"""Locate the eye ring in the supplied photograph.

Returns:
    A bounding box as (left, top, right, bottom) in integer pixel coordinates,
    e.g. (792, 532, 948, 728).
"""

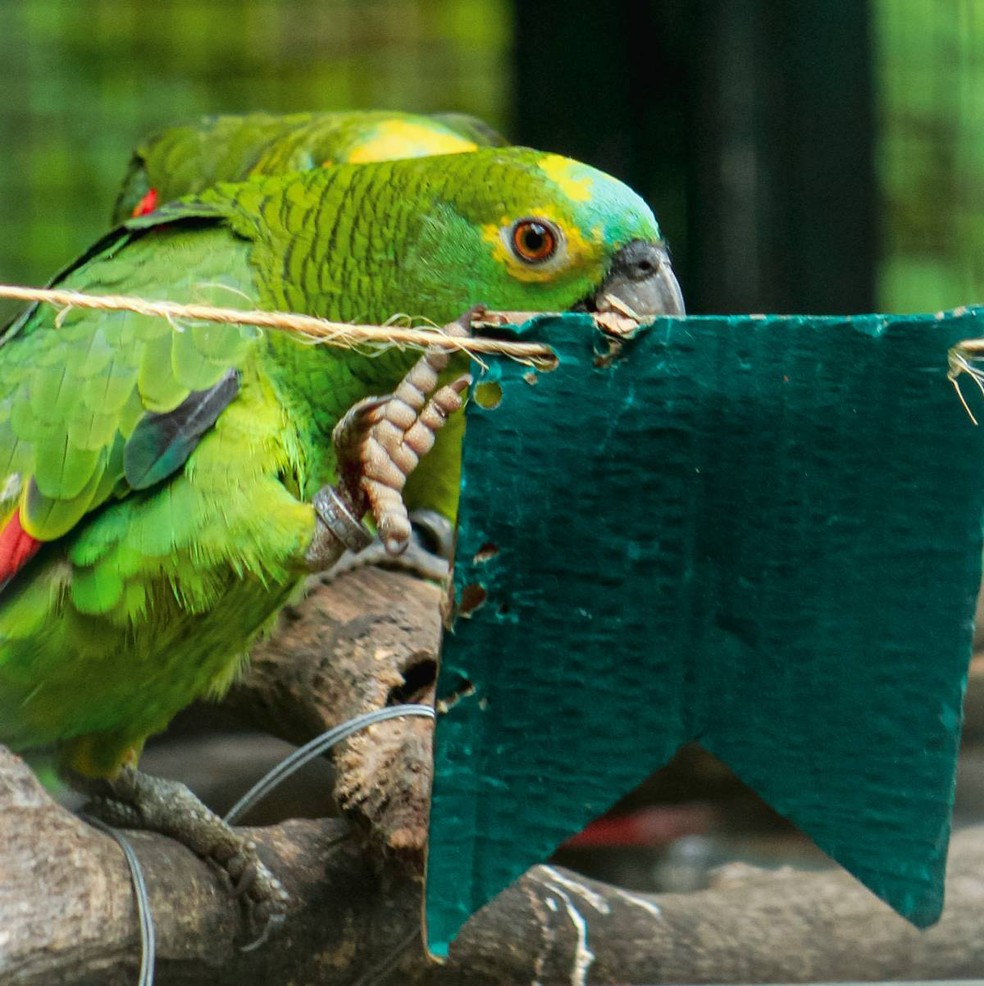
(509, 218, 561, 264)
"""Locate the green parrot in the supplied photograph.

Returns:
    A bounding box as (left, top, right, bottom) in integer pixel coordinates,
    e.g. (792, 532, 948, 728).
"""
(110, 109, 508, 543)
(113, 109, 507, 223)
(0, 146, 683, 932)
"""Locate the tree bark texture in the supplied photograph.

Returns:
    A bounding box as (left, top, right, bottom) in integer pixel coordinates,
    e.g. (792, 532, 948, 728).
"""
(1, 566, 983, 984)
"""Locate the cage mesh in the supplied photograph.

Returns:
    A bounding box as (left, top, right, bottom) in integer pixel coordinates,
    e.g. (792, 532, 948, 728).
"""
(0, 0, 512, 319)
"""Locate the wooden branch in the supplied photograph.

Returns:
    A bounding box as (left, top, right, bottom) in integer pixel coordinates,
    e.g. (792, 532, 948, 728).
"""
(0, 748, 424, 986)
(4, 742, 984, 985)
(1, 566, 439, 986)
(428, 844, 984, 985)
(226, 565, 444, 856)
(2, 565, 984, 984)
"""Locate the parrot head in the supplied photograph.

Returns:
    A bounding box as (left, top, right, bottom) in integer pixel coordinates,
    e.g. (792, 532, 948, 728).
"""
(390, 147, 684, 323)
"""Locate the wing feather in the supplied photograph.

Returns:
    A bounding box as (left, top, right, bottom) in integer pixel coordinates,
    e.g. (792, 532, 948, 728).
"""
(0, 207, 260, 577)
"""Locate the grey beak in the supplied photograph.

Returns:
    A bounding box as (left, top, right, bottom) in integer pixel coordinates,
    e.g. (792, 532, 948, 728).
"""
(591, 240, 685, 317)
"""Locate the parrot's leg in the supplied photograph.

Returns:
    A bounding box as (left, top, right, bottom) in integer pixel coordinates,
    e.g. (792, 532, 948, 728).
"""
(305, 481, 374, 569)
(71, 766, 288, 948)
(332, 310, 475, 557)
(319, 507, 455, 584)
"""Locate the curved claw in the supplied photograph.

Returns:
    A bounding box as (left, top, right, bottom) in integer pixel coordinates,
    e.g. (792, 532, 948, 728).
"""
(240, 909, 288, 953)
(332, 395, 389, 483)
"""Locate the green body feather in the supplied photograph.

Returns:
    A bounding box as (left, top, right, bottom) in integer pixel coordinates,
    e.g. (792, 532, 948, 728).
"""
(0, 147, 662, 777)
(110, 110, 507, 518)
(113, 109, 506, 223)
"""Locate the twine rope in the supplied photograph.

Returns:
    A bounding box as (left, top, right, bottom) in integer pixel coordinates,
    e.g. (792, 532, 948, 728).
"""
(948, 340, 984, 425)
(0, 284, 557, 364)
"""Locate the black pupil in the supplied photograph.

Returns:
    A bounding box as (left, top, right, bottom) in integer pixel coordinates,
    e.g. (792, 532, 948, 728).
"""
(522, 223, 548, 255)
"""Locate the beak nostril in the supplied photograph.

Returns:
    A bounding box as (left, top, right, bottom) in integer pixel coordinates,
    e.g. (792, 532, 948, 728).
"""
(576, 239, 684, 317)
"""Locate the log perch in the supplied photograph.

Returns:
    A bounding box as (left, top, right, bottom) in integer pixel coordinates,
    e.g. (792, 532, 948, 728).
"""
(2, 566, 983, 984)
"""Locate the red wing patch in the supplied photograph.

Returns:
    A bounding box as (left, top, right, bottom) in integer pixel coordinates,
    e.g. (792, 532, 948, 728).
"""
(0, 510, 42, 585)
(131, 188, 159, 217)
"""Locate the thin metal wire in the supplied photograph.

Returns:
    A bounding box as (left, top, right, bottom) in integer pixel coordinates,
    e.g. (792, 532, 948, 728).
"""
(82, 814, 156, 986)
(75, 705, 435, 985)
(223, 704, 436, 825)
(349, 925, 424, 986)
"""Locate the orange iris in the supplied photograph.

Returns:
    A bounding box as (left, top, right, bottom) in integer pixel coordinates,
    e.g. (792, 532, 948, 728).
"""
(511, 220, 557, 263)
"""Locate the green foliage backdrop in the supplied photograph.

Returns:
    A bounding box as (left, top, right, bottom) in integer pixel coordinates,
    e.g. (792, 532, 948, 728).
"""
(875, 0, 984, 312)
(0, 0, 511, 318)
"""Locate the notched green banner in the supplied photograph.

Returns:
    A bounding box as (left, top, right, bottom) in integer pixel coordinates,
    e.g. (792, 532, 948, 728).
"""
(426, 308, 984, 954)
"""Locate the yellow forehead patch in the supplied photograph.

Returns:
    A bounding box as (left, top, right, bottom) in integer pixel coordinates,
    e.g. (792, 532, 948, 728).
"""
(536, 154, 595, 203)
(345, 120, 477, 163)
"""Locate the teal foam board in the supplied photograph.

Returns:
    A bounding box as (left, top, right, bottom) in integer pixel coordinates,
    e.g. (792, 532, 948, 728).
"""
(426, 308, 984, 953)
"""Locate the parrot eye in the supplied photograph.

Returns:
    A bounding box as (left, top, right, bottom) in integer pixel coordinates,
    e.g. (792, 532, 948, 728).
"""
(509, 218, 561, 264)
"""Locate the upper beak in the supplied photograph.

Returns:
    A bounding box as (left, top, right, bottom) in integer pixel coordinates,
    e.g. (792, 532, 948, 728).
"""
(588, 240, 685, 317)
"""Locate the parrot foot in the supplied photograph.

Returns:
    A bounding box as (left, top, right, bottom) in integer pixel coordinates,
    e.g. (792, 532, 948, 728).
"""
(320, 507, 454, 584)
(73, 767, 288, 949)
(332, 308, 476, 557)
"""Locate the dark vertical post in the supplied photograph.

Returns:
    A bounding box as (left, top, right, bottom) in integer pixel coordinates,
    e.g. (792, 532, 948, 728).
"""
(512, 0, 693, 300)
(512, 0, 876, 314)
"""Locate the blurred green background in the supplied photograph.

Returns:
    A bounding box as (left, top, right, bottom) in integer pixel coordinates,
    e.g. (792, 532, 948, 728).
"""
(0, 0, 981, 318)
